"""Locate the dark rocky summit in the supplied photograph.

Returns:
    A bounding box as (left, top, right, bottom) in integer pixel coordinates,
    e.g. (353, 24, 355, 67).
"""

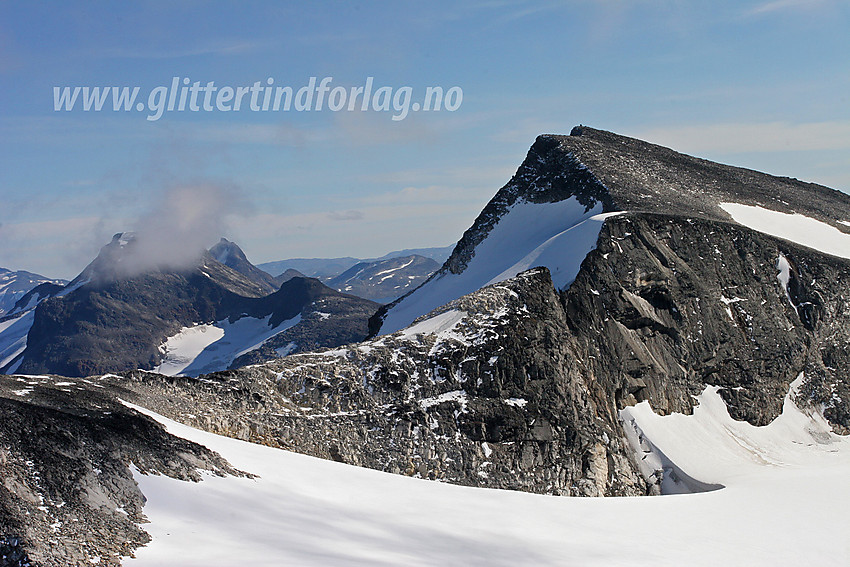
(371, 126, 850, 333)
(208, 237, 289, 293)
(228, 277, 380, 367)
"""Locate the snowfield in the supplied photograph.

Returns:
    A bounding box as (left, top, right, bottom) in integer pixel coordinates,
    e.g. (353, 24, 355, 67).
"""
(720, 202, 850, 260)
(125, 381, 850, 566)
(380, 198, 615, 334)
(0, 310, 35, 374)
(153, 314, 301, 377)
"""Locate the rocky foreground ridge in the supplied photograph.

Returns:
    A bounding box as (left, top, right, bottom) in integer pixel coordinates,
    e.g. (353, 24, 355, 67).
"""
(0, 374, 242, 566)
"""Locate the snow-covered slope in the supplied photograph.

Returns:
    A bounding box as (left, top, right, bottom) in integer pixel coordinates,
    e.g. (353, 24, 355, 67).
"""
(125, 382, 850, 567)
(153, 314, 301, 377)
(720, 202, 850, 260)
(327, 254, 440, 304)
(0, 268, 66, 315)
(0, 310, 34, 374)
(379, 197, 612, 334)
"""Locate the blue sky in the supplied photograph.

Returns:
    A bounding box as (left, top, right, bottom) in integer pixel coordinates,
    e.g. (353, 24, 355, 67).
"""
(1, 0, 849, 278)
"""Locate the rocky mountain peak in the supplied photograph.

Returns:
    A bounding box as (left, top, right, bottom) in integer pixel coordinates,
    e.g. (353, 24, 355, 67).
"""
(209, 237, 242, 264)
(208, 237, 281, 294)
(111, 231, 137, 246)
(372, 127, 850, 335)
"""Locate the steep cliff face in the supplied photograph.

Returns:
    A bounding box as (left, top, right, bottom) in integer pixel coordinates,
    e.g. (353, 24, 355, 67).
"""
(564, 213, 850, 429)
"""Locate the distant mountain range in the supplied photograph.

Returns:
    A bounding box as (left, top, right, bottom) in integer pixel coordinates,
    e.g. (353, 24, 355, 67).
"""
(257, 245, 453, 280)
(0, 234, 377, 377)
(257, 246, 450, 305)
(326, 255, 440, 303)
(0, 268, 66, 315)
(0, 237, 451, 377)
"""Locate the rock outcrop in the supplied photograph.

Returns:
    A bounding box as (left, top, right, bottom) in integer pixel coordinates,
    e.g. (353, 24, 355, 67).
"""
(0, 374, 242, 567)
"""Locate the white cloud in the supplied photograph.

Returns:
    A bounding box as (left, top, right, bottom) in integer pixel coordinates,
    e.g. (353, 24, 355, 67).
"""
(121, 182, 250, 276)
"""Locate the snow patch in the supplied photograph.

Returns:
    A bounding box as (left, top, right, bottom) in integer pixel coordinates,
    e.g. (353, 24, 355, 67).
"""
(275, 342, 298, 357)
(775, 253, 796, 312)
(380, 198, 618, 334)
(418, 390, 468, 411)
(154, 314, 301, 377)
(482, 442, 493, 458)
(720, 202, 850, 260)
(399, 309, 467, 340)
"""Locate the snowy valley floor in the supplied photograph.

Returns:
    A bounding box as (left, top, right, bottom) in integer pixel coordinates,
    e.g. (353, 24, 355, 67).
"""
(124, 384, 850, 567)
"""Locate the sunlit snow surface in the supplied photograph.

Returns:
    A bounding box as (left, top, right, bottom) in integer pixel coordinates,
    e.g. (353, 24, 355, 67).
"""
(125, 383, 850, 566)
(153, 314, 301, 377)
(720, 202, 850, 260)
(0, 310, 34, 373)
(380, 198, 618, 334)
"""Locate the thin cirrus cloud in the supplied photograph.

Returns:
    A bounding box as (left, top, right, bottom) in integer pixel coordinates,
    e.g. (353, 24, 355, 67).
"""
(636, 120, 850, 155)
(744, 0, 831, 16)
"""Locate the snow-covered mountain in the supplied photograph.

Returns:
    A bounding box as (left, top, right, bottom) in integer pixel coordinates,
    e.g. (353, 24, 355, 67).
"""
(0, 268, 66, 316)
(0, 233, 378, 377)
(371, 126, 850, 335)
(257, 245, 453, 282)
(326, 254, 440, 303)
